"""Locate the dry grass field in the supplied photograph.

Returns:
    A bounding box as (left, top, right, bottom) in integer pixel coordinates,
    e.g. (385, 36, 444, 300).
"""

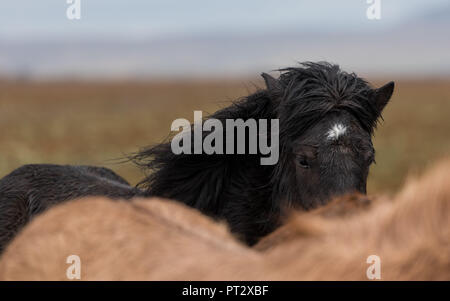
(0, 78, 449, 194)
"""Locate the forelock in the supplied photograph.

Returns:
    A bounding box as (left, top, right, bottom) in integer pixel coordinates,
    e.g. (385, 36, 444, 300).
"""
(276, 62, 380, 140)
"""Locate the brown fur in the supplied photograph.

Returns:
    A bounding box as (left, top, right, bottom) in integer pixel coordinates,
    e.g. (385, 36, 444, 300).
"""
(0, 159, 449, 280)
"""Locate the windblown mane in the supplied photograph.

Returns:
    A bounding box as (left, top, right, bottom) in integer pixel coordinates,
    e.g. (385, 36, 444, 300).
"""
(276, 62, 379, 138)
(130, 62, 382, 243)
(132, 89, 276, 215)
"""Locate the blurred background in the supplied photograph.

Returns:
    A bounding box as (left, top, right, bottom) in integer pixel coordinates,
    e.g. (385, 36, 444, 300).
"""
(0, 0, 449, 193)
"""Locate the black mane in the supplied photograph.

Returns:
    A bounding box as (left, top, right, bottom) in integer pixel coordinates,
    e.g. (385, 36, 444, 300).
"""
(276, 62, 379, 137)
(131, 62, 382, 244)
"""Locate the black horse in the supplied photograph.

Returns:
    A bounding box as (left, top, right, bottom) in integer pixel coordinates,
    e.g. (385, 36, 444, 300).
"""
(0, 164, 143, 252)
(0, 62, 394, 251)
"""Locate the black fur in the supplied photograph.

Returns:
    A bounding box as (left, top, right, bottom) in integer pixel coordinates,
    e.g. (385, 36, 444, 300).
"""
(0, 164, 142, 252)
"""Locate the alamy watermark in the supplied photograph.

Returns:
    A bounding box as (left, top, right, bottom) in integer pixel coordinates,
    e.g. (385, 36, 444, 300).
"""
(366, 255, 381, 279)
(366, 0, 381, 20)
(62, 253, 380, 279)
(66, 254, 81, 280)
(170, 111, 279, 165)
(66, 0, 81, 20)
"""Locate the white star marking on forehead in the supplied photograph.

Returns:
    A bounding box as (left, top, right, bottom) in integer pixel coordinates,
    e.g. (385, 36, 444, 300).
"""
(327, 123, 347, 141)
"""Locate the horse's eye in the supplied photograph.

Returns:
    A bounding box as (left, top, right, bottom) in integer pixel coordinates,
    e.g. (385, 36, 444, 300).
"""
(298, 157, 310, 169)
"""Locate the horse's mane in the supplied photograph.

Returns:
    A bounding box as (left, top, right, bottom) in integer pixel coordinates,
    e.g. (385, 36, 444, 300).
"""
(130, 62, 380, 219)
(131, 89, 275, 216)
(276, 62, 379, 138)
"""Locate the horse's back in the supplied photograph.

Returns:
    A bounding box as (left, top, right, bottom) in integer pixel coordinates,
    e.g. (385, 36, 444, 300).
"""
(0, 164, 140, 253)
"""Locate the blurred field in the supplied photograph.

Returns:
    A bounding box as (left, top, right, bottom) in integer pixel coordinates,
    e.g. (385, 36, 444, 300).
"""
(0, 78, 449, 194)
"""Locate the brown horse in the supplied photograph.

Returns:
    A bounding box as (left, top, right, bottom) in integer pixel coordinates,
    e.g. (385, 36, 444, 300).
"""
(0, 158, 448, 280)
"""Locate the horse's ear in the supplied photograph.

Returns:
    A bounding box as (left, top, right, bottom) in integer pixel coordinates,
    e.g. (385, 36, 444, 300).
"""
(261, 73, 282, 95)
(374, 81, 395, 113)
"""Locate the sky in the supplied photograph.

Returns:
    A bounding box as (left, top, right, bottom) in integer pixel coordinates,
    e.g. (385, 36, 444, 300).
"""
(0, 1, 449, 79)
(1, 0, 449, 39)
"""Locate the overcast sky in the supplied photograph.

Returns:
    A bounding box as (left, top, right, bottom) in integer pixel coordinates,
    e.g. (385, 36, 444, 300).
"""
(0, 1, 449, 78)
(1, 0, 449, 39)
